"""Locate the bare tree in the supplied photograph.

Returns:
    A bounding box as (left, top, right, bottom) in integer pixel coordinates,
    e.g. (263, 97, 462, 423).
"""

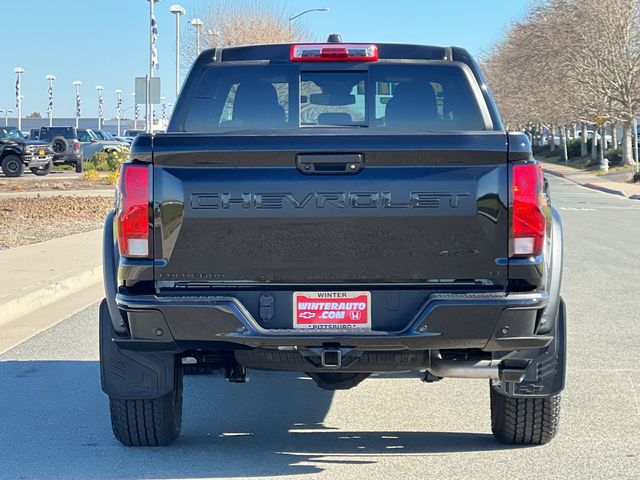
(483, 0, 640, 167)
(182, 1, 311, 68)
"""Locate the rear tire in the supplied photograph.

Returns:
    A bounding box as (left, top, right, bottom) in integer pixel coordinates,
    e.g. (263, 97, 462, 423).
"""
(109, 368, 183, 446)
(1, 155, 25, 177)
(490, 386, 561, 445)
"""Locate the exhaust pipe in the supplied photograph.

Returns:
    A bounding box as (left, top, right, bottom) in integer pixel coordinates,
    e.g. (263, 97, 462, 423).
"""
(428, 356, 527, 383)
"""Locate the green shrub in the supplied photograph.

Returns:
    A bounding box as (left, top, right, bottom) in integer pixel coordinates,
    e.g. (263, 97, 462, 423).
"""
(605, 149, 623, 166)
(86, 150, 128, 172)
(566, 139, 582, 158)
(82, 170, 100, 182)
(105, 170, 120, 185)
(533, 144, 550, 156)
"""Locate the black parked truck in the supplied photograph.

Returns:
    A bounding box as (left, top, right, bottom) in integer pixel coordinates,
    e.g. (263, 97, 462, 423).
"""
(0, 126, 53, 177)
(101, 39, 566, 447)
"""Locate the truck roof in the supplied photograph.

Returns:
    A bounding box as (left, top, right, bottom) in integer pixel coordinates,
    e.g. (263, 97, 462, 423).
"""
(200, 42, 463, 63)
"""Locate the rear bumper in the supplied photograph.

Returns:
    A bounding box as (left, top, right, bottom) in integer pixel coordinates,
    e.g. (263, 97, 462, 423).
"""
(53, 153, 81, 164)
(112, 290, 552, 352)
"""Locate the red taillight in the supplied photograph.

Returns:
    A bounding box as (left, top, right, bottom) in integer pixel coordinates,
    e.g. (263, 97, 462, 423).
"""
(290, 43, 378, 62)
(116, 164, 150, 258)
(73, 140, 80, 152)
(511, 162, 546, 257)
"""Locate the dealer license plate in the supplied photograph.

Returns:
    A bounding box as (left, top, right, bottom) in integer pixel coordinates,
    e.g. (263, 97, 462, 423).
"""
(293, 291, 371, 330)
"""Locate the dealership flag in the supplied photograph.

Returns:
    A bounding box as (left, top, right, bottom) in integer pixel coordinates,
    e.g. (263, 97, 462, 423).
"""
(15, 76, 20, 108)
(151, 14, 159, 70)
(48, 85, 53, 116)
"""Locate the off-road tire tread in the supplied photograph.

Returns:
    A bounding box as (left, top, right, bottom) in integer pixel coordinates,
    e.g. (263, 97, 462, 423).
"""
(490, 387, 560, 445)
(109, 372, 182, 446)
(1, 155, 24, 177)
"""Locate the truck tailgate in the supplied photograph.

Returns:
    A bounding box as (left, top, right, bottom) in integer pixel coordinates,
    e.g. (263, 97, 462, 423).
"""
(152, 132, 509, 286)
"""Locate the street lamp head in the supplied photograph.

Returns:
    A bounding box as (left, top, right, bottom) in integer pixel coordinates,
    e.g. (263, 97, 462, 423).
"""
(73, 80, 82, 86)
(289, 7, 330, 22)
(170, 4, 185, 15)
(191, 17, 203, 27)
(115, 89, 123, 95)
(96, 85, 104, 91)
(45, 74, 56, 81)
(14, 67, 24, 74)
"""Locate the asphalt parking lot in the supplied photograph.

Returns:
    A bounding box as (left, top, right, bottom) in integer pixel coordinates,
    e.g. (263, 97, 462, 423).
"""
(0, 175, 639, 480)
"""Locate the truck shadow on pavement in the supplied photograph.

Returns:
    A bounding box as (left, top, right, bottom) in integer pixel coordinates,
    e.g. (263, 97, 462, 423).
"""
(0, 360, 514, 479)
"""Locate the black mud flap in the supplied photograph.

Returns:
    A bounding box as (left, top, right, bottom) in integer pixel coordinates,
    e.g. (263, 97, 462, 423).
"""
(492, 297, 566, 398)
(99, 299, 177, 400)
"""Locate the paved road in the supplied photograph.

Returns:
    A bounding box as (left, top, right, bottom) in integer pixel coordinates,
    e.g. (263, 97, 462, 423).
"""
(1, 175, 639, 480)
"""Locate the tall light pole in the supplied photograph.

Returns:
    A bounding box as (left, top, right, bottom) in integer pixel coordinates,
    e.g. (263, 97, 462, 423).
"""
(288, 7, 329, 35)
(96, 85, 104, 130)
(191, 17, 203, 54)
(0, 109, 13, 127)
(148, 0, 161, 133)
(115, 89, 123, 136)
(73, 80, 82, 128)
(46, 74, 56, 127)
(170, 4, 185, 98)
(14, 67, 24, 132)
(167, 102, 174, 118)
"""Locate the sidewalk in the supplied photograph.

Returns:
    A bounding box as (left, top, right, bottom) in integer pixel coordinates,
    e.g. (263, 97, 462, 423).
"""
(0, 229, 103, 328)
(541, 162, 640, 200)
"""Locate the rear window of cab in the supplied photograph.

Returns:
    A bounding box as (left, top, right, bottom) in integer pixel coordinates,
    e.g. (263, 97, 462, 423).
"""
(181, 62, 491, 132)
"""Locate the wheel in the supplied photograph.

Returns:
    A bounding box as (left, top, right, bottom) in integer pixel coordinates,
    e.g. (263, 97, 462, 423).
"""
(50, 136, 68, 155)
(30, 162, 52, 176)
(490, 386, 561, 445)
(75, 157, 84, 173)
(109, 367, 183, 446)
(1, 154, 25, 177)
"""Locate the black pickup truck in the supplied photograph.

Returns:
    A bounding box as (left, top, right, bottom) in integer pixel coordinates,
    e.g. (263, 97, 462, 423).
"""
(0, 126, 54, 177)
(101, 39, 565, 447)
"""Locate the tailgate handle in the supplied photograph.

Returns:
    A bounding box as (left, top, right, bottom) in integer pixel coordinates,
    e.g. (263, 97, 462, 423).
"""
(296, 154, 364, 175)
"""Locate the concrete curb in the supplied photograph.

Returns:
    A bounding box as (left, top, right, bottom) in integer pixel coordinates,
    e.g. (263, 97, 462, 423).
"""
(0, 265, 102, 329)
(543, 169, 566, 179)
(543, 166, 640, 199)
(582, 183, 627, 197)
